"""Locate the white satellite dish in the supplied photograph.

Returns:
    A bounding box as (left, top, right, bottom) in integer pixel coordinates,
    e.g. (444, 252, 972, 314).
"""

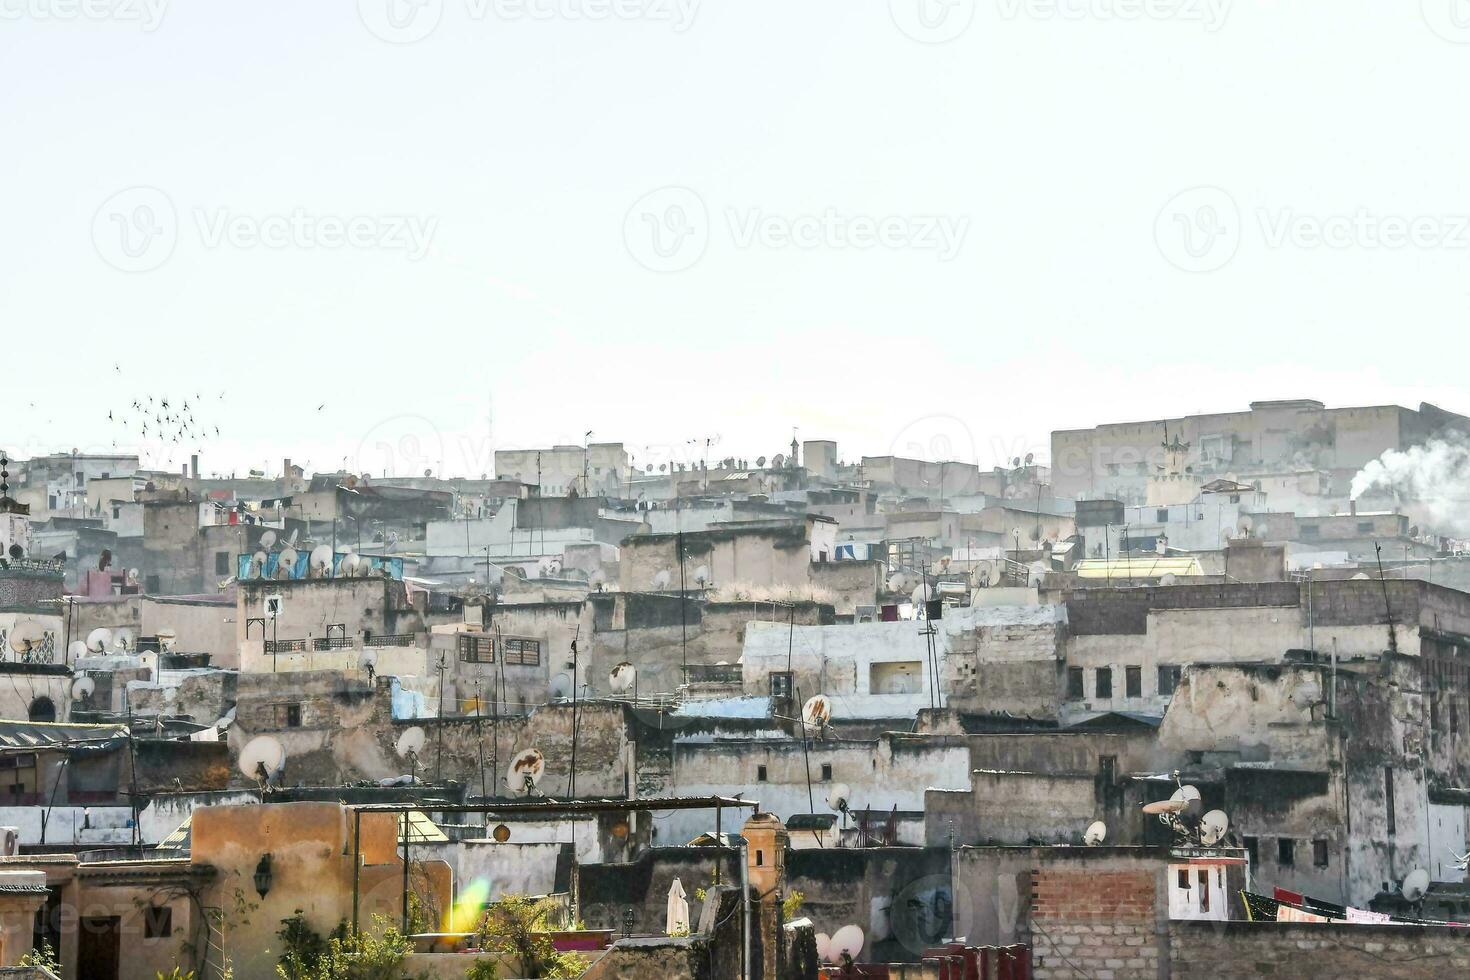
(609, 662, 635, 693)
(549, 672, 573, 700)
(830, 924, 865, 960)
(68, 640, 88, 660)
(359, 650, 378, 671)
(157, 629, 177, 653)
(1402, 868, 1431, 903)
(70, 676, 96, 701)
(886, 572, 910, 593)
(251, 550, 268, 575)
(125, 568, 140, 586)
(309, 544, 334, 577)
(8, 622, 45, 657)
(815, 933, 831, 963)
(113, 628, 135, 652)
(277, 546, 299, 575)
(652, 569, 673, 590)
(693, 565, 711, 586)
(237, 735, 286, 781)
(801, 694, 833, 731)
(910, 583, 932, 606)
(506, 748, 546, 794)
(1084, 820, 1107, 846)
(395, 726, 427, 759)
(85, 628, 113, 653)
(1142, 799, 1188, 815)
(1199, 810, 1230, 846)
(825, 783, 851, 813)
(1170, 784, 1203, 816)
(260, 530, 278, 550)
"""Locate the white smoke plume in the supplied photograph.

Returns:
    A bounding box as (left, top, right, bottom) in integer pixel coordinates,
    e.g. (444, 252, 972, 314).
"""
(1351, 433, 1470, 536)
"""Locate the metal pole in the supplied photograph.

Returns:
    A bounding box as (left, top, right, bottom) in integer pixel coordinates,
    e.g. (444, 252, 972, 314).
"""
(401, 814, 411, 933)
(352, 808, 362, 936)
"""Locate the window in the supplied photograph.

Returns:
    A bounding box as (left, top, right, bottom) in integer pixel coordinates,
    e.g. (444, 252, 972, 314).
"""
(144, 905, 172, 938)
(1277, 838, 1294, 866)
(1243, 836, 1259, 865)
(1156, 509, 1170, 523)
(215, 551, 230, 575)
(1158, 665, 1182, 696)
(820, 763, 832, 781)
(1126, 666, 1142, 698)
(1095, 667, 1113, 699)
(27, 698, 55, 723)
(757, 765, 768, 782)
(1385, 766, 1396, 836)
(769, 671, 794, 699)
(502, 638, 541, 666)
(274, 703, 302, 728)
(1066, 667, 1085, 700)
(458, 635, 495, 663)
(1229, 494, 1241, 504)
(1313, 839, 1329, 868)
(1197, 870, 1210, 913)
(1357, 522, 1374, 534)
(112, 506, 120, 519)
(1300, 526, 1320, 539)
(145, 574, 160, 593)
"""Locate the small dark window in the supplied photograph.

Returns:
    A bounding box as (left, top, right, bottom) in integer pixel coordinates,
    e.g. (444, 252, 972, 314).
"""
(1156, 509, 1169, 523)
(1244, 836, 1259, 865)
(1177, 869, 1189, 889)
(27, 698, 56, 723)
(769, 672, 793, 699)
(1066, 667, 1085, 700)
(215, 551, 231, 575)
(1385, 767, 1396, 836)
(1313, 840, 1329, 868)
(1095, 667, 1113, 699)
(287, 704, 301, 728)
(144, 905, 172, 938)
(1126, 666, 1142, 698)
(145, 574, 160, 593)
(1158, 665, 1182, 696)
(1357, 522, 1374, 534)
(1278, 838, 1295, 867)
(756, 850, 764, 867)
(1198, 870, 1210, 912)
(820, 763, 832, 781)
(757, 765, 767, 782)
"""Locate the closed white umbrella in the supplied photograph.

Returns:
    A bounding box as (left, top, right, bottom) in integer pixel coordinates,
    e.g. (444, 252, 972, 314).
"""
(666, 876, 690, 935)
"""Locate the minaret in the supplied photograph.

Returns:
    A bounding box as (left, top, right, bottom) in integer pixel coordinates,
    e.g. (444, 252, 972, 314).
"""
(0, 455, 33, 560)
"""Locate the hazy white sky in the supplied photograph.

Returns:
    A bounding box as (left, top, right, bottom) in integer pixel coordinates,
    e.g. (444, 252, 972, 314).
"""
(3, 0, 1468, 479)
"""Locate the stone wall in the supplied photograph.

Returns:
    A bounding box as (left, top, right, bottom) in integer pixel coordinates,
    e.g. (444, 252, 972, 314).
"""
(1169, 921, 1470, 979)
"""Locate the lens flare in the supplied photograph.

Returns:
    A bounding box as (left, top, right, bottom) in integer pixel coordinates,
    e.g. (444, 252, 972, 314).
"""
(447, 877, 492, 934)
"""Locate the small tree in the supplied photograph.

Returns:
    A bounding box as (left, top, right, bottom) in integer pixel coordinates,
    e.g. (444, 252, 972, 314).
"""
(475, 896, 583, 979)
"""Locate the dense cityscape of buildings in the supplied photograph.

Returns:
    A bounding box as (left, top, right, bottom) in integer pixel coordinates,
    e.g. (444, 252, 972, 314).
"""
(2, 397, 1470, 977)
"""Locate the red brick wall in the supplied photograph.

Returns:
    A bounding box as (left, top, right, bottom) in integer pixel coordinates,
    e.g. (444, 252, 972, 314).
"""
(1031, 868, 1156, 923)
(1029, 867, 1161, 980)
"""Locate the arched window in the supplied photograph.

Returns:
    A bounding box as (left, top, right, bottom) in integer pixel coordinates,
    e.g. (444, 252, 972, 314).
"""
(28, 697, 55, 723)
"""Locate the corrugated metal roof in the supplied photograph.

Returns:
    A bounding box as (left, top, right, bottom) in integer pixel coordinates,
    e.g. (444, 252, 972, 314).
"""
(1073, 556, 1204, 579)
(0, 720, 127, 751)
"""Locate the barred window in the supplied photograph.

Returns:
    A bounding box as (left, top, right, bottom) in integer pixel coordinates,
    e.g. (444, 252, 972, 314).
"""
(502, 638, 541, 666)
(458, 634, 495, 663)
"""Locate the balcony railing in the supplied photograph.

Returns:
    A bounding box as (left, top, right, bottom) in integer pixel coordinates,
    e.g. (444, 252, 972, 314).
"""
(312, 636, 355, 651)
(685, 663, 742, 684)
(364, 634, 416, 648)
(264, 639, 309, 654)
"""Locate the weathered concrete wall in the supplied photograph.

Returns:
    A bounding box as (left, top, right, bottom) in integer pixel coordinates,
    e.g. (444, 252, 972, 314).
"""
(807, 560, 882, 617)
(235, 577, 422, 651)
(785, 846, 953, 963)
(1170, 921, 1470, 979)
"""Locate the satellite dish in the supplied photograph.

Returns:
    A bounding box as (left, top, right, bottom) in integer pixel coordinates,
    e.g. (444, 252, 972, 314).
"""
(1142, 799, 1188, 815)
(260, 530, 277, 550)
(815, 934, 832, 963)
(125, 568, 140, 586)
(1199, 810, 1230, 846)
(359, 650, 378, 672)
(830, 924, 865, 960)
(492, 824, 511, 843)
(909, 583, 932, 606)
(1159, 573, 1178, 586)
(70, 676, 96, 701)
(756, 456, 767, 467)
(549, 672, 573, 700)
(1024, 453, 1034, 465)
(277, 546, 299, 575)
(395, 726, 427, 759)
(801, 694, 833, 732)
(1402, 868, 1431, 903)
(8, 621, 45, 657)
(237, 735, 286, 781)
(157, 628, 177, 653)
(609, 662, 635, 694)
(886, 572, 910, 593)
(652, 569, 673, 590)
(68, 641, 88, 660)
(825, 783, 851, 813)
(85, 628, 113, 653)
(1084, 821, 1107, 845)
(773, 454, 785, 468)
(309, 544, 334, 577)
(1170, 784, 1203, 817)
(506, 748, 546, 794)
(113, 628, 135, 652)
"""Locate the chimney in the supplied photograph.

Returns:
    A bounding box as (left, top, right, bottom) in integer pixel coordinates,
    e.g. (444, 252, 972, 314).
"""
(1350, 499, 1357, 516)
(190, 454, 199, 479)
(283, 458, 292, 479)
(180, 464, 188, 477)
